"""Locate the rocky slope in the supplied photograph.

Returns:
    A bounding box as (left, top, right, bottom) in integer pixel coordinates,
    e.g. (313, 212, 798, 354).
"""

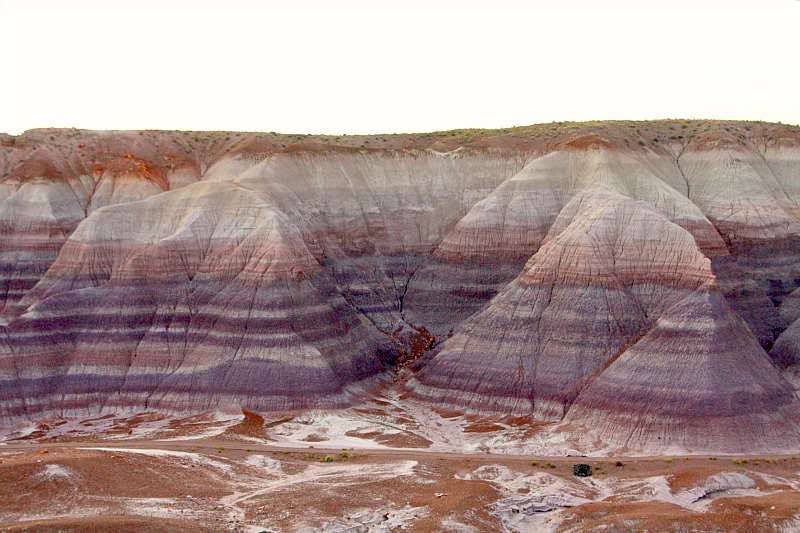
(2, 120, 800, 452)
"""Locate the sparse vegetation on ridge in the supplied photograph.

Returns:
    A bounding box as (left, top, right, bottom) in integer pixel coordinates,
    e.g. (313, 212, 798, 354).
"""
(7, 119, 799, 159)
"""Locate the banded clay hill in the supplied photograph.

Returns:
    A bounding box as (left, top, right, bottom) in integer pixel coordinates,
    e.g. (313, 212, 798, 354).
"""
(3, 119, 800, 456)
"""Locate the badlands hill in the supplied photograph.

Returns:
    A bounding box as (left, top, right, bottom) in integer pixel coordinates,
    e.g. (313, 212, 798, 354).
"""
(2, 119, 800, 454)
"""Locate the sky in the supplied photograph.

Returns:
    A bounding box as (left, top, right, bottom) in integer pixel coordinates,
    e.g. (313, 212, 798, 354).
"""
(0, 0, 798, 135)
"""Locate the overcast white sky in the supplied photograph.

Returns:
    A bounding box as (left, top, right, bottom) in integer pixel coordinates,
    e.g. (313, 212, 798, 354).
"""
(0, 0, 798, 135)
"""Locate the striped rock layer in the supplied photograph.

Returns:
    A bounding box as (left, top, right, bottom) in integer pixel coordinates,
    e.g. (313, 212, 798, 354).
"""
(2, 121, 800, 452)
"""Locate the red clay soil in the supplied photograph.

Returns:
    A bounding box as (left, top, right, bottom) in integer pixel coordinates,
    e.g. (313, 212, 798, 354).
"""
(4, 515, 212, 533)
(0, 449, 224, 510)
(225, 408, 269, 441)
(559, 133, 613, 150)
(462, 421, 506, 433)
(344, 428, 433, 448)
(560, 491, 800, 533)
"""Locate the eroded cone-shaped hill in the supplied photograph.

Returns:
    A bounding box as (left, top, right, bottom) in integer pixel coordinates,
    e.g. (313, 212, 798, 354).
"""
(0, 181, 388, 417)
(564, 284, 800, 453)
(409, 188, 718, 417)
(2, 121, 800, 453)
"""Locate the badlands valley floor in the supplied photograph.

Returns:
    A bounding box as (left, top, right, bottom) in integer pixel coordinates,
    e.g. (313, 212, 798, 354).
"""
(3, 388, 800, 532)
(5, 121, 800, 531)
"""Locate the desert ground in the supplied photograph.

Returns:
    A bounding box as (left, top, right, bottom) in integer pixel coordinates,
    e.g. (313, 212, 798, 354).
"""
(3, 388, 800, 532)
